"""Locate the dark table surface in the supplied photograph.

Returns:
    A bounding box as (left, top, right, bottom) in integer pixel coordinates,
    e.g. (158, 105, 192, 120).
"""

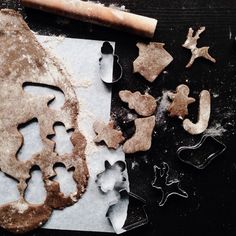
(0, 0, 236, 236)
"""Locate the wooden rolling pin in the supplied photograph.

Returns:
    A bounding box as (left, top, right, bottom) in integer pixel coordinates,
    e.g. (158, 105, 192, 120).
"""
(21, 0, 157, 38)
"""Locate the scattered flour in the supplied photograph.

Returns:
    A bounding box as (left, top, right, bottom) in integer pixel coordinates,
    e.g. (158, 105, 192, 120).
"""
(144, 86, 151, 93)
(131, 160, 139, 170)
(78, 99, 98, 156)
(204, 123, 227, 137)
(229, 26, 232, 40)
(38, 35, 66, 48)
(212, 92, 219, 98)
(156, 91, 171, 125)
(65, 0, 129, 12)
(71, 79, 92, 88)
(109, 4, 129, 12)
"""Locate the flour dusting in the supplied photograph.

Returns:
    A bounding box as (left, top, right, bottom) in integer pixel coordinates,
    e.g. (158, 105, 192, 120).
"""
(78, 99, 98, 156)
(13, 201, 29, 214)
(109, 4, 129, 12)
(71, 79, 92, 88)
(204, 123, 227, 137)
(156, 91, 170, 125)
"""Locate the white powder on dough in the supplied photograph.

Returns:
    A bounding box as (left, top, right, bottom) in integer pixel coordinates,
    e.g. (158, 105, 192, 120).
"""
(38, 35, 66, 49)
(109, 4, 129, 12)
(13, 201, 29, 214)
(65, 0, 128, 12)
(38, 36, 103, 157)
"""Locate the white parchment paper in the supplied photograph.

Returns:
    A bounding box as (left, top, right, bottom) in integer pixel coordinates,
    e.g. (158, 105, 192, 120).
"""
(0, 36, 129, 233)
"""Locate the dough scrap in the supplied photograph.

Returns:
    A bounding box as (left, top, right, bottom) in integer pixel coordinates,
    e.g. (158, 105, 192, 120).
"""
(133, 42, 173, 82)
(0, 9, 88, 233)
(93, 120, 125, 149)
(168, 84, 196, 119)
(123, 116, 155, 153)
(119, 90, 157, 116)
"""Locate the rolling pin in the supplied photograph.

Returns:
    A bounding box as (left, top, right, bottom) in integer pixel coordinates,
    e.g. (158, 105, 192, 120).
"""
(21, 0, 157, 38)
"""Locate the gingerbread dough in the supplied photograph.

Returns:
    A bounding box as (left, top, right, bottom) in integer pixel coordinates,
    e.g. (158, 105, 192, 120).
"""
(123, 116, 155, 153)
(133, 42, 173, 82)
(119, 90, 157, 116)
(93, 120, 125, 149)
(168, 84, 196, 119)
(0, 10, 88, 233)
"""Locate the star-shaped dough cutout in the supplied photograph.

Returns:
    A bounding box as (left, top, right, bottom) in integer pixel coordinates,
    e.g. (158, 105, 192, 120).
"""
(168, 84, 195, 119)
(133, 42, 173, 82)
(93, 120, 125, 149)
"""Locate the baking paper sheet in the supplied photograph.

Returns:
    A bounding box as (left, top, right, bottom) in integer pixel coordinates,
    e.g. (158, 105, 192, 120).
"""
(0, 36, 129, 233)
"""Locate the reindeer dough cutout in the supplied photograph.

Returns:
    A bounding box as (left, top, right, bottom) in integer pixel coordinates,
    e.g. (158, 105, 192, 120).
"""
(182, 26, 216, 68)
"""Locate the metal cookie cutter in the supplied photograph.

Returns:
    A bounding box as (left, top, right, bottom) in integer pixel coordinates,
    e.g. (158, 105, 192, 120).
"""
(177, 135, 227, 170)
(106, 190, 148, 234)
(99, 41, 123, 84)
(95, 160, 127, 193)
(152, 162, 188, 207)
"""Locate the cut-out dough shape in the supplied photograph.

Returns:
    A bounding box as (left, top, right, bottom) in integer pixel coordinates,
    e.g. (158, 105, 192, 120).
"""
(119, 90, 157, 117)
(96, 160, 126, 193)
(182, 26, 216, 68)
(123, 116, 155, 153)
(133, 42, 173, 82)
(53, 165, 77, 196)
(0, 10, 88, 233)
(168, 84, 195, 119)
(17, 119, 43, 161)
(25, 169, 47, 204)
(183, 90, 211, 135)
(177, 135, 226, 169)
(93, 120, 125, 149)
(152, 163, 188, 207)
(0, 171, 20, 204)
